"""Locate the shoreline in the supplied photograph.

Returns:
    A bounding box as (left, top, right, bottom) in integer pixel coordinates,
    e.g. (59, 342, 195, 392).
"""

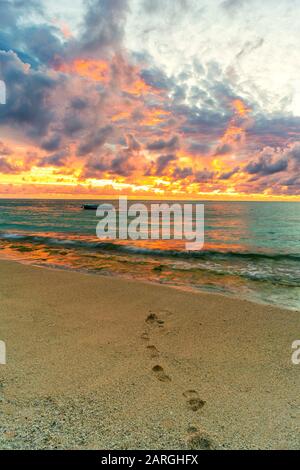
(0, 258, 299, 449)
(0, 252, 299, 313)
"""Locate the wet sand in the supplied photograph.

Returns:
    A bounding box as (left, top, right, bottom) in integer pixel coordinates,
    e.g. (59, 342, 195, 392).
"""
(0, 259, 299, 449)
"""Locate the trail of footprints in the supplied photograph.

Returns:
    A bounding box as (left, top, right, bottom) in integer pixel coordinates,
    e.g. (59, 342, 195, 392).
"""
(141, 311, 171, 382)
(141, 310, 215, 449)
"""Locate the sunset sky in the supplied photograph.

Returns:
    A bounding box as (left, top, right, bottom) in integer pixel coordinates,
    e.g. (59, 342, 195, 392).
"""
(0, 0, 300, 199)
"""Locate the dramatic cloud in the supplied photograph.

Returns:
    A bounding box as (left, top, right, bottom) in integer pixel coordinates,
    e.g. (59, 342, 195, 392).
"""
(245, 150, 288, 176)
(0, 0, 299, 198)
(146, 136, 179, 152)
(79, 0, 129, 54)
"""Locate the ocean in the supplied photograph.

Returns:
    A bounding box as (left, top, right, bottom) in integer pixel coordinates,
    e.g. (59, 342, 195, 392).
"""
(0, 199, 299, 311)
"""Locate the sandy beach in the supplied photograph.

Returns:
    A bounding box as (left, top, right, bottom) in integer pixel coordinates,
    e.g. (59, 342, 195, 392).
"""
(0, 258, 299, 450)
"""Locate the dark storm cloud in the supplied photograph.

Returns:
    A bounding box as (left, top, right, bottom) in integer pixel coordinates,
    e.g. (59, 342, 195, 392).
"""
(219, 166, 240, 179)
(287, 143, 300, 162)
(0, 51, 58, 137)
(2, 0, 129, 73)
(194, 169, 215, 182)
(83, 133, 144, 178)
(0, 0, 132, 170)
(38, 150, 69, 168)
(171, 67, 240, 127)
(41, 135, 62, 152)
(108, 134, 146, 176)
(155, 154, 176, 175)
(140, 68, 173, 91)
(172, 167, 193, 179)
(79, 0, 129, 54)
(177, 104, 228, 137)
(283, 176, 300, 187)
(171, 84, 186, 103)
(0, 1, 65, 67)
(63, 115, 85, 136)
(189, 86, 211, 104)
(20, 25, 65, 66)
(87, 160, 107, 174)
(146, 136, 179, 152)
(245, 151, 288, 176)
(71, 97, 89, 110)
(77, 126, 113, 156)
(188, 142, 211, 155)
(214, 143, 232, 155)
(109, 151, 141, 176)
(248, 115, 300, 146)
(164, 164, 216, 183)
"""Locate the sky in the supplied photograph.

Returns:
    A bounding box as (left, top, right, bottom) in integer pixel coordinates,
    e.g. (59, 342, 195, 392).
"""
(0, 0, 300, 200)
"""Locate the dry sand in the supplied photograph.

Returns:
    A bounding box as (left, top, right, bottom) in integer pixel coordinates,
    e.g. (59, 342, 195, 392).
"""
(0, 259, 299, 449)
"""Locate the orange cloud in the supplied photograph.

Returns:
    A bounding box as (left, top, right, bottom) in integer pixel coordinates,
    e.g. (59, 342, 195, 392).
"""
(124, 78, 151, 96)
(58, 59, 109, 82)
(141, 108, 171, 126)
(111, 111, 131, 122)
(232, 99, 250, 117)
(215, 99, 251, 154)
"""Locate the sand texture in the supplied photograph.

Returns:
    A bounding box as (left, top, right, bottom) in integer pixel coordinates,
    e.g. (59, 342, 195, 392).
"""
(0, 259, 299, 449)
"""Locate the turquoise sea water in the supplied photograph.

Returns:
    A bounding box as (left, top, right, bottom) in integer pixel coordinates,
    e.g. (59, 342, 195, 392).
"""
(0, 199, 299, 310)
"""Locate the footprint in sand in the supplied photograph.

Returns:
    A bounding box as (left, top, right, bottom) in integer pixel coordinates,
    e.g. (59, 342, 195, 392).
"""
(147, 344, 160, 358)
(186, 426, 215, 450)
(152, 365, 171, 382)
(145, 312, 165, 327)
(141, 330, 150, 341)
(183, 390, 206, 411)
